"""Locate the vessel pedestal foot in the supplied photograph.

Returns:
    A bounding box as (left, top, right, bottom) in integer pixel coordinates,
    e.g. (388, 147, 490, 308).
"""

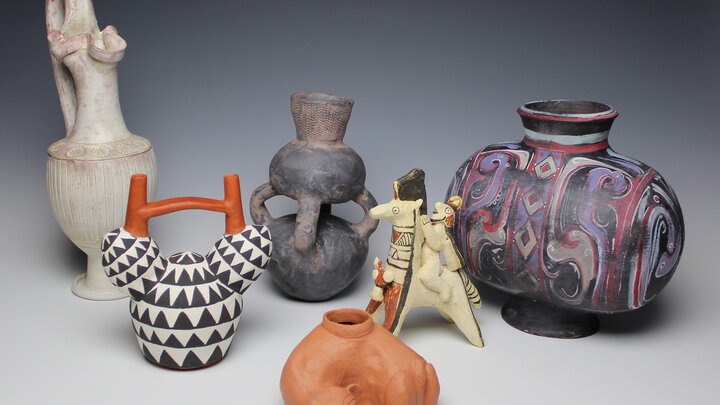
(501, 296, 599, 338)
(71, 252, 126, 301)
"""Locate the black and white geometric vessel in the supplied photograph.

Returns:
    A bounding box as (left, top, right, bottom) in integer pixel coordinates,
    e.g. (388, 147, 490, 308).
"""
(102, 224, 272, 369)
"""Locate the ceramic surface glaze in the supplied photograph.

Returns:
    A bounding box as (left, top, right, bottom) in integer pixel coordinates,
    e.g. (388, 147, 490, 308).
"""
(447, 101, 684, 336)
(281, 309, 439, 405)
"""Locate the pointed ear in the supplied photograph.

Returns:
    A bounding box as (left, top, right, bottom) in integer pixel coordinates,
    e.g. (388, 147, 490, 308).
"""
(415, 199, 423, 209)
(392, 181, 399, 199)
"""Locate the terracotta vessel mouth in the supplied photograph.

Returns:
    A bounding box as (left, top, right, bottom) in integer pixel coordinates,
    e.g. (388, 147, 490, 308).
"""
(518, 100, 618, 140)
(322, 308, 374, 338)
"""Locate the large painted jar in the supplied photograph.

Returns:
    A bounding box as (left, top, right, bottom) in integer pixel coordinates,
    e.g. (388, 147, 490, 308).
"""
(447, 100, 684, 337)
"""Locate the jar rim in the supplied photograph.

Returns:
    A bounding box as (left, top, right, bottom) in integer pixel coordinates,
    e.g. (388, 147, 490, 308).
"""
(321, 308, 374, 338)
(291, 92, 354, 107)
(519, 100, 617, 122)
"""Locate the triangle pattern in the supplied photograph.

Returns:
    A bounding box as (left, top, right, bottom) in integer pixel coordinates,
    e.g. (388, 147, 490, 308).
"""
(206, 330, 224, 345)
(153, 312, 170, 329)
(101, 229, 120, 251)
(181, 351, 204, 369)
(185, 334, 205, 348)
(223, 322, 236, 340)
(205, 346, 225, 367)
(194, 345, 217, 366)
(116, 228, 274, 370)
(173, 311, 195, 330)
(129, 288, 145, 301)
(158, 350, 181, 369)
(197, 308, 218, 328)
(190, 286, 207, 307)
(218, 305, 233, 323)
(162, 334, 184, 349)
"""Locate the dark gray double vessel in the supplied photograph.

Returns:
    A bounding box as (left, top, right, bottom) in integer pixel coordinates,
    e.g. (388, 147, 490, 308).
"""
(250, 92, 378, 301)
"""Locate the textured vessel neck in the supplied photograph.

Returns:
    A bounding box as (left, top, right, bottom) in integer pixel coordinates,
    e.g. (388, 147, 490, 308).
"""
(291, 92, 353, 144)
(518, 100, 616, 149)
(321, 309, 374, 338)
(65, 54, 131, 144)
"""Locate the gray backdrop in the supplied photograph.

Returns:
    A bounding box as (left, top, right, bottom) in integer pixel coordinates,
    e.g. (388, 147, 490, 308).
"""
(1, 1, 718, 403)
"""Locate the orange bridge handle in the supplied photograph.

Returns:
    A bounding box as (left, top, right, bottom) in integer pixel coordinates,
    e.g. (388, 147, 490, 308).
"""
(124, 174, 246, 237)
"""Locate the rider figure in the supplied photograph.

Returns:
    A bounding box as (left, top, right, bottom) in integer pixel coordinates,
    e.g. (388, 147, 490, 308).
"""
(418, 196, 463, 303)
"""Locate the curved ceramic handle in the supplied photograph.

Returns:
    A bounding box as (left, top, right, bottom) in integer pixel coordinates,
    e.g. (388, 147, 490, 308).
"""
(250, 182, 317, 253)
(349, 187, 379, 241)
(249, 182, 279, 227)
(124, 174, 246, 237)
(294, 197, 321, 253)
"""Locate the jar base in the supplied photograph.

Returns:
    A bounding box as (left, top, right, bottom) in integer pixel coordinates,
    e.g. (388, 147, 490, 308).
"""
(501, 296, 599, 338)
(71, 274, 127, 301)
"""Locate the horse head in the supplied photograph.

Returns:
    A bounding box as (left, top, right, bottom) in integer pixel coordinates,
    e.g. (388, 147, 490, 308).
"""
(370, 181, 423, 228)
(370, 197, 422, 223)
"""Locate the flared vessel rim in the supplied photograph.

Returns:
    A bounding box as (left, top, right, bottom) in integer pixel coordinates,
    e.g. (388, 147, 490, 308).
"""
(322, 308, 374, 338)
(291, 92, 354, 107)
(519, 100, 617, 122)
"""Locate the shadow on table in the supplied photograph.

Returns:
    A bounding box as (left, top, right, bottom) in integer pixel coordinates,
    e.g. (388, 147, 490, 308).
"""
(598, 298, 669, 335)
(473, 283, 671, 335)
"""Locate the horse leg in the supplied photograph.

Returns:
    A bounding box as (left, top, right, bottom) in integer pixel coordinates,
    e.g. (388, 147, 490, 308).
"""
(436, 307, 455, 324)
(442, 297, 483, 347)
(389, 297, 415, 336)
(437, 274, 484, 347)
(372, 302, 385, 324)
(366, 298, 382, 315)
(418, 260, 451, 303)
(380, 284, 404, 330)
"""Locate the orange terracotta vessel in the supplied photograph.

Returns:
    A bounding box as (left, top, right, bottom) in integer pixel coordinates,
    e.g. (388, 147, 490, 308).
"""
(281, 308, 440, 405)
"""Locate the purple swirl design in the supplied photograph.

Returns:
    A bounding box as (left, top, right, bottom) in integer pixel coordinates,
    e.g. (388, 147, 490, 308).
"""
(629, 184, 682, 309)
(580, 168, 629, 299)
(449, 140, 684, 313)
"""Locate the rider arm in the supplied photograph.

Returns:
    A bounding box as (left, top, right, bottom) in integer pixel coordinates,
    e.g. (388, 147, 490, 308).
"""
(420, 215, 445, 251)
(442, 232, 464, 271)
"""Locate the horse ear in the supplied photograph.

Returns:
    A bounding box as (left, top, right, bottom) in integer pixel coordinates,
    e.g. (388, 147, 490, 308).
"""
(415, 199, 423, 209)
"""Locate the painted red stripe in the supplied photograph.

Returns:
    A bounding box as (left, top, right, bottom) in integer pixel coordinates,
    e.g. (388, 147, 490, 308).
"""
(523, 137, 609, 153)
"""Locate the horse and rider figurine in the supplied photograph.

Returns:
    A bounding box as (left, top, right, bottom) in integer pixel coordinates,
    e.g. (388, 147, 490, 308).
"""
(366, 169, 484, 347)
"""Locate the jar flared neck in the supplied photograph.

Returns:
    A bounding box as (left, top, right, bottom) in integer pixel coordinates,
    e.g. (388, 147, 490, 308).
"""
(518, 100, 617, 149)
(64, 57, 131, 144)
(321, 308, 374, 338)
(291, 92, 354, 143)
